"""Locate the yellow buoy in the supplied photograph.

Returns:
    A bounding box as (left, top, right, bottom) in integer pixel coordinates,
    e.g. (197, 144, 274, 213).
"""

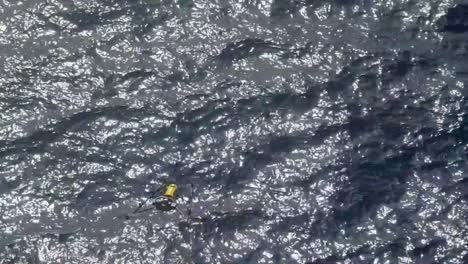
(163, 184, 177, 199)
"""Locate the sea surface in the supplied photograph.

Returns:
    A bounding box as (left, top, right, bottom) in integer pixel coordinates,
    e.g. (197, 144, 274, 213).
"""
(1, 0, 468, 263)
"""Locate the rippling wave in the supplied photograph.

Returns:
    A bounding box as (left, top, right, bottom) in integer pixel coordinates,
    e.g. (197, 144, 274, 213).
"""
(1, 0, 468, 263)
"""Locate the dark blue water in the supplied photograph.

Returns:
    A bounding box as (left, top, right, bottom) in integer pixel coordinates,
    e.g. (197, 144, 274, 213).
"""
(1, 0, 468, 263)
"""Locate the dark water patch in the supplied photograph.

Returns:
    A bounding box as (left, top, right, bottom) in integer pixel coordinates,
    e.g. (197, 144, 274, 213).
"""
(270, 0, 303, 18)
(0, 106, 130, 157)
(307, 244, 372, 264)
(383, 51, 414, 79)
(216, 38, 288, 68)
(440, 4, 468, 33)
(443, 177, 468, 200)
(145, 89, 321, 147)
(411, 238, 447, 264)
(332, 156, 410, 226)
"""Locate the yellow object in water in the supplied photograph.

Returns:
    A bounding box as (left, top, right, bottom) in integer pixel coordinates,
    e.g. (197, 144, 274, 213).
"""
(164, 184, 177, 199)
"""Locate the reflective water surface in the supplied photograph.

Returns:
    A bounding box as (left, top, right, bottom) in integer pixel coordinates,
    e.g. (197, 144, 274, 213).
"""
(1, 0, 468, 263)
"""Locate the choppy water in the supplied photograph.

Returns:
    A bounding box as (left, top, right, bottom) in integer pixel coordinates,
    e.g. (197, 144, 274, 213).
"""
(1, 0, 468, 263)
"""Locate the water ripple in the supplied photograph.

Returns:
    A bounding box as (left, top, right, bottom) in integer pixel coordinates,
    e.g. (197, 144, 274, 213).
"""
(1, 0, 468, 263)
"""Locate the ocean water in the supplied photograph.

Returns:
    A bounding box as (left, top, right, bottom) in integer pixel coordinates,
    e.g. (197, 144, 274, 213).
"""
(1, 0, 468, 263)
